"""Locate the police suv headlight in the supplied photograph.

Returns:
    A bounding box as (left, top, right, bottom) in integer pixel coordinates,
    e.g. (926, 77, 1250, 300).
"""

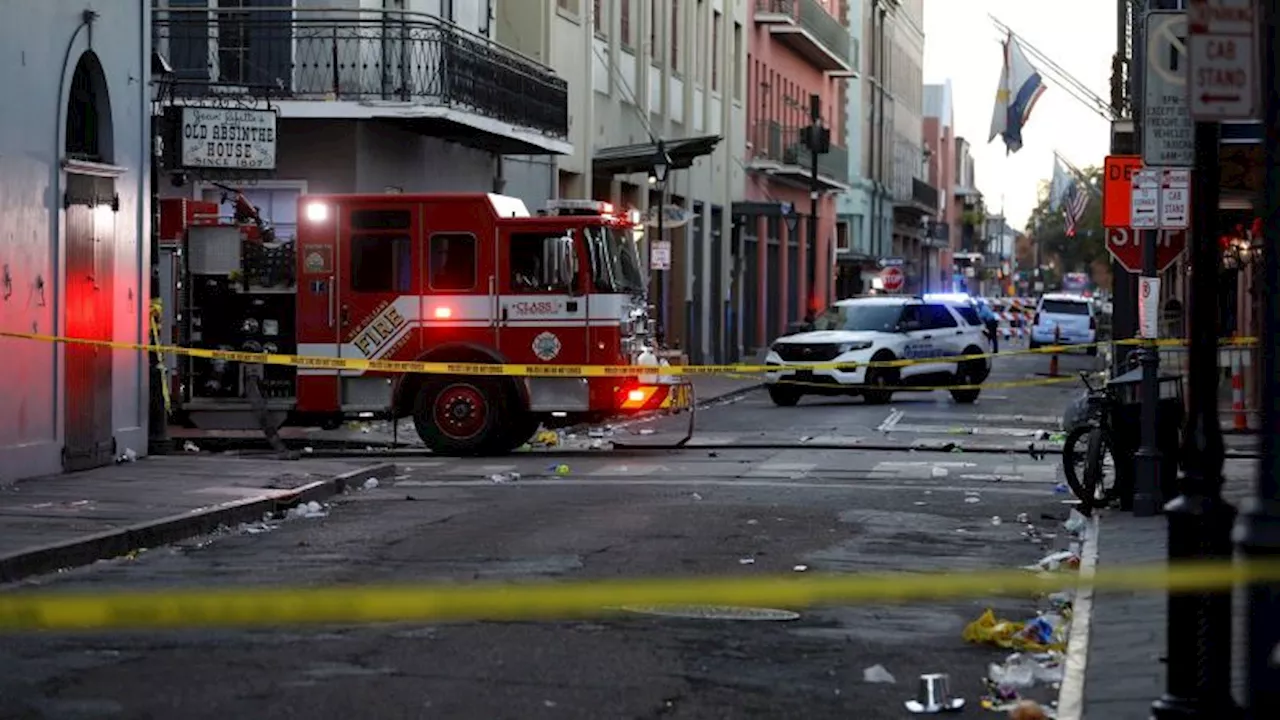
(838, 341, 873, 353)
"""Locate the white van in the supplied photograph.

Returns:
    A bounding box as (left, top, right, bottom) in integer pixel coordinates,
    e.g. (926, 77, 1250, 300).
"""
(1030, 293, 1097, 354)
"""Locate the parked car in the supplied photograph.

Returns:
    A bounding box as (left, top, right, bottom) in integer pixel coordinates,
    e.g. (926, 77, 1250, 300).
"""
(764, 296, 993, 407)
(1031, 293, 1098, 354)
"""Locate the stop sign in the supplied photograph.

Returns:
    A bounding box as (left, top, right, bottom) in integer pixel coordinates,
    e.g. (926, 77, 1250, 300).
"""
(1105, 227, 1187, 273)
(880, 266, 905, 292)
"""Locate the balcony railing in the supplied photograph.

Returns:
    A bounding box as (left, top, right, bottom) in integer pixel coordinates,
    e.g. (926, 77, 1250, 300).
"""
(754, 0, 853, 73)
(152, 8, 568, 139)
(749, 121, 849, 186)
(912, 178, 939, 211)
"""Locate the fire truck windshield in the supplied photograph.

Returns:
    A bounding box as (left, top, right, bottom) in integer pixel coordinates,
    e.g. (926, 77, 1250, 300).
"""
(585, 225, 645, 294)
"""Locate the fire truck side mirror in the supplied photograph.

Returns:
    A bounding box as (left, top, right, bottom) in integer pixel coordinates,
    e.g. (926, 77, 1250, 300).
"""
(543, 235, 578, 295)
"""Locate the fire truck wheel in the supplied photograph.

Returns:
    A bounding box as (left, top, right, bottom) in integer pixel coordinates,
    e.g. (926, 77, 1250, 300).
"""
(499, 412, 542, 451)
(413, 377, 507, 455)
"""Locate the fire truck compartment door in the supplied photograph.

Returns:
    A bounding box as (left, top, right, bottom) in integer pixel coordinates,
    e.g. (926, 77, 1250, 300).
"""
(498, 232, 590, 412)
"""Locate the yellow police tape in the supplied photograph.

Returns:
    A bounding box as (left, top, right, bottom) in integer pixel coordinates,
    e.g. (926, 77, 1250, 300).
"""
(0, 330, 1260, 379)
(1, 559, 1276, 632)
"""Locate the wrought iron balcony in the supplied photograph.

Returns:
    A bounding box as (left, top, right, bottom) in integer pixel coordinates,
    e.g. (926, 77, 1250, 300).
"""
(913, 178, 939, 211)
(153, 7, 568, 146)
(748, 121, 850, 189)
(753, 0, 854, 75)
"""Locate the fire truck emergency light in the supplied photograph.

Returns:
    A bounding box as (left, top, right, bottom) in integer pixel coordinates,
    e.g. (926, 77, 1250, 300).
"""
(305, 202, 329, 222)
(434, 306, 452, 319)
(545, 199, 614, 216)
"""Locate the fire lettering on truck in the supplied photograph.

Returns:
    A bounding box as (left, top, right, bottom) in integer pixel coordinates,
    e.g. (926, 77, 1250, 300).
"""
(511, 301, 559, 316)
(352, 305, 408, 357)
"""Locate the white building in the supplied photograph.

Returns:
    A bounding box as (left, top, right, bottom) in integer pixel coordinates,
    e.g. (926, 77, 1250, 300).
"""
(0, 1, 152, 480)
(152, 0, 572, 240)
(500, 0, 748, 363)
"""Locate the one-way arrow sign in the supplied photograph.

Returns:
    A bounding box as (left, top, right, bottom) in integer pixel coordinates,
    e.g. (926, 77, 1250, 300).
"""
(1188, 0, 1259, 120)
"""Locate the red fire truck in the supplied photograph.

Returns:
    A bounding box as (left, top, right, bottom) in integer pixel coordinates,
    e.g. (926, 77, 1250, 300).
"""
(160, 192, 683, 454)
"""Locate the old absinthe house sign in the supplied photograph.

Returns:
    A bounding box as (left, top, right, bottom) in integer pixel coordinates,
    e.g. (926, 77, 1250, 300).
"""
(179, 107, 278, 170)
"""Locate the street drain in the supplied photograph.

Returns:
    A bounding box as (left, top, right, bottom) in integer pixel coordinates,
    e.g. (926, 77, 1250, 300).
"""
(620, 605, 801, 621)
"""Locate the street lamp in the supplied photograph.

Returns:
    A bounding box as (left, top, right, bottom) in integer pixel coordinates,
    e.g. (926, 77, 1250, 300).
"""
(650, 141, 671, 344)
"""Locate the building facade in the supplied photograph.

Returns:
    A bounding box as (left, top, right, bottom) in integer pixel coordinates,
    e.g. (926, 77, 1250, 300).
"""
(153, 0, 570, 245)
(922, 80, 955, 291)
(743, 0, 853, 347)
(0, 1, 152, 481)
(530, 0, 748, 364)
(883, 0, 935, 294)
(951, 135, 984, 291)
(833, 0, 872, 299)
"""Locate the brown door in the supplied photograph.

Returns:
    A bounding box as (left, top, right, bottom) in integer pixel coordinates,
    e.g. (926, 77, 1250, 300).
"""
(63, 173, 116, 471)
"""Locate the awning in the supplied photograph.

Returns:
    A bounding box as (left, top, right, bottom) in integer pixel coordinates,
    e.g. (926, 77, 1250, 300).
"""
(593, 135, 722, 176)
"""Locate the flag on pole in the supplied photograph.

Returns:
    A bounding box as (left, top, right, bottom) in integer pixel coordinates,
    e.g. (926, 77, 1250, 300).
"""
(988, 32, 1047, 154)
(1049, 155, 1074, 212)
(1063, 182, 1089, 237)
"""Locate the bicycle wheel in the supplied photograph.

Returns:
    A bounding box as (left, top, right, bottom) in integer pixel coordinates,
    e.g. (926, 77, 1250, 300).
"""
(1082, 426, 1119, 509)
(1062, 424, 1095, 503)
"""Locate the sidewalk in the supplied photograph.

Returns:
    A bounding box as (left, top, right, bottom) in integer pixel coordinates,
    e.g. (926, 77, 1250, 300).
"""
(0, 455, 395, 583)
(1060, 458, 1256, 718)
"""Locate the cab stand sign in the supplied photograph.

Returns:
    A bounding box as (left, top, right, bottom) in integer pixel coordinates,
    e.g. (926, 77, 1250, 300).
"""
(163, 107, 278, 172)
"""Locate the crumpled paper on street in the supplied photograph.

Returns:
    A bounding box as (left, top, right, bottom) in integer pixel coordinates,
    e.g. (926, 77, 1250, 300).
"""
(962, 609, 1067, 652)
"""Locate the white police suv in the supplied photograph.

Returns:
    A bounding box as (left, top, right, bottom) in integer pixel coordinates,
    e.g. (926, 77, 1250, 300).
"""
(764, 296, 992, 406)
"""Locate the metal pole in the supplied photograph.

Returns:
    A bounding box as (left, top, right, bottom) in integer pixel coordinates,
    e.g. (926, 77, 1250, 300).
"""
(807, 93, 821, 316)
(1133, 221, 1162, 517)
(1237, 0, 1280, 713)
(147, 98, 169, 455)
(656, 141, 666, 344)
(1151, 120, 1237, 717)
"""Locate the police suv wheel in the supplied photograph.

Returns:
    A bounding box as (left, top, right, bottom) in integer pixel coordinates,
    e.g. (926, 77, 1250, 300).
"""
(768, 385, 802, 407)
(413, 376, 506, 455)
(949, 360, 983, 404)
(863, 367, 895, 406)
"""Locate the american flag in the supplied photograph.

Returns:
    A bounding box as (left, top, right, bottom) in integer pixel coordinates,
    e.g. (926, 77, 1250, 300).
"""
(1063, 182, 1088, 237)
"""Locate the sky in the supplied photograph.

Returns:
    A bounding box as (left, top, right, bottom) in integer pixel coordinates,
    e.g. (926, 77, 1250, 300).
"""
(923, 0, 1115, 233)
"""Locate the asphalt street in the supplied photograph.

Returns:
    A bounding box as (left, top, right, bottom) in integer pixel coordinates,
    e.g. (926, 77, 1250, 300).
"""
(0, 347, 1094, 719)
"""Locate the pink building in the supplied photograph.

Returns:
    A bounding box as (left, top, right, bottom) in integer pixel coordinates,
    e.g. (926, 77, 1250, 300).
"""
(923, 81, 957, 290)
(742, 0, 854, 343)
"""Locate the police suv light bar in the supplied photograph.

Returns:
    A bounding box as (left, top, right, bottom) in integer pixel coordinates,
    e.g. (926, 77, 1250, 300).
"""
(545, 199, 615, 216)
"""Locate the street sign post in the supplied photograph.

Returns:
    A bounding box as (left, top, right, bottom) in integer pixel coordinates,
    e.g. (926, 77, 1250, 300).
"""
(879, 266, 905, 293)
(1138, 276, 1162, 339)
(1159, 168, 1191, 228)
(1187, 0, 1259, 120)
(1131, 169, 1161, 228)
(1106, 227, 1188, 273)
(1143, 11, 1195, 166)
(650, 240, 671, 270)
(1103, 155, 1143, 227)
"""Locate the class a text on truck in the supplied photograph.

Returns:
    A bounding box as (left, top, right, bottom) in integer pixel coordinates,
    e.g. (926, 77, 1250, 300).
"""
(158, 191, 682, 454)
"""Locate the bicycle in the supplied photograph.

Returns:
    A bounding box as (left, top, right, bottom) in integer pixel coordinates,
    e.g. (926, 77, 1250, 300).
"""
(1061, 370, 1125, 510)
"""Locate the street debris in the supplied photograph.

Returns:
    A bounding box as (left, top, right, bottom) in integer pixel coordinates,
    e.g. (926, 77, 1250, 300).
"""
(690, 492, 703, 501)
(862, 664, 896, 684)
(792, 564, 809, 572)
(1025, 550, 1080, 573)
(905, 672, 964, 713)
(533, 429, 560, 446)
(116, 448, 138, 463)
(1016, 512, 1030, 524)
(302, 446, 314, 454)
(738, 557, 755, 565)
(964, 495, 981, 504)
(931, 466, 949, 478)
(362, 477, 379, 490)
(962, 609, 1067, 653)
(286, 501, 327, 520)
(489, 472, 521, 483)
(182, 441, 200, 453)
(991, 516, 1002, 526)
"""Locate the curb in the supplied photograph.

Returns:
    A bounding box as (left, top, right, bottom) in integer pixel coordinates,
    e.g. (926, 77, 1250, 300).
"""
(1056, 511, 1102, 720)
(0, 462, 398, 584)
